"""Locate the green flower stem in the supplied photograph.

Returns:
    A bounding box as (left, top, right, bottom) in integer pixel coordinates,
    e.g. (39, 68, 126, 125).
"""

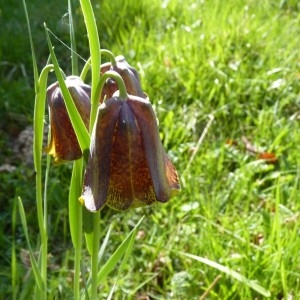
(69, 159, 84, 300)
(80, 50, 117, 83)
(74, 210, 82, 300)
(67, 2, 82, 298)
(80, 57, 91, 81)
(100, 49, 117, 65)
(33, 64, 54, 299)
(79, 1, 101, 298)
(69, 164, 83, 300)
(43, 149, 50, 232)
(91, 211, 100, 300)
(96, 71, 128, 104)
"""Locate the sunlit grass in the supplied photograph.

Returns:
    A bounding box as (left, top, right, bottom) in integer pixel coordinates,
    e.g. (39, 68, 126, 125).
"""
(91, 0, 300, 298)
(2, 0, 300, 299)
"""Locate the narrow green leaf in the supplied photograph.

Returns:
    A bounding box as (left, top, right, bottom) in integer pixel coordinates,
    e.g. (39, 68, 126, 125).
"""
(33, 68, 52, 297)
(98, 224, 113, 266)
(69, 158, 84, 300)
(179, 252, 271, 297)
(69, 159, 84, 248)
(70, 165, 83, 300)
(68, 0, 78, 75)
(24, 0, 49, 296)
(17, 197, 45, 292)
(11, 199, 18, 300)
(79, 8, 101, 293)
(11, 242, 17, 300)
(84, 216, 144, 293)
(128, 273, 159, 297)
(81, 223, 113, 299)
(79, 0, 101, 131)
(82, 208, 95, 255)
(107, 222, 137, 299)
(96, 216, 144, 285)
(22, 0, 38, 92)
(34, 65, 53, 172)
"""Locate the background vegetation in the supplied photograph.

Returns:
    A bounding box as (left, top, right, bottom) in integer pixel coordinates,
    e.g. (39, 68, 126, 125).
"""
(0, 0, 300, 298)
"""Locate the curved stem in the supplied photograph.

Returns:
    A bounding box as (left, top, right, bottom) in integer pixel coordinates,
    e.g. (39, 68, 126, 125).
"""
(80, 57, 91, 81)
(80, 50, 117, 81)
(96, 71, 128, 105)
(100, 49, 117, 66)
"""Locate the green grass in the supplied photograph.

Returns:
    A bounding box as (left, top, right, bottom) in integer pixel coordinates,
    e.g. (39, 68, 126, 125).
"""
(1, 0, 300, 299)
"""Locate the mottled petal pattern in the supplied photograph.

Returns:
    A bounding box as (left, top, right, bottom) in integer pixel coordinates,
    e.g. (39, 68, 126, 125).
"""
(81, 98, 123, 211)
(81, 94, 180, 212)
(106, 102, 157, 210)
(45, 76, 91, 164)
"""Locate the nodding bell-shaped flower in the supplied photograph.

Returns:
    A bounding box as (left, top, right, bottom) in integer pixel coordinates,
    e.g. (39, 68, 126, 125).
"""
(100, 55, 145, 102)
(44, 76, 91, 164)
(80, 93, 180, 211)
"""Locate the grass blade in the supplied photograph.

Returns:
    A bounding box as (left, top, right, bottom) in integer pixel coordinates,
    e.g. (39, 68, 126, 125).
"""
(96, 216, 144, 285)
(68, 0, 78, 75)
(98, 223, 113, 266)
(107, 222, 138, 299)
(11, 198, 18, 300)
(17, 197, 45, 292)
(179, 252, 271, 297)
(22, 0, 38, 92)
(84, 216, 144, 295)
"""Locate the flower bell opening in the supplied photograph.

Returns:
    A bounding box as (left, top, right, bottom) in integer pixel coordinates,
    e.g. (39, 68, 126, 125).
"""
(80, 94, 180, 211)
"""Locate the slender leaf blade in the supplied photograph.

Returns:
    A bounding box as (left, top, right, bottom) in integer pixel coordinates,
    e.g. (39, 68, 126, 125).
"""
(179, 252, 271, 297)
(17, 197, 45, 292)
(96, 216, 144, 285)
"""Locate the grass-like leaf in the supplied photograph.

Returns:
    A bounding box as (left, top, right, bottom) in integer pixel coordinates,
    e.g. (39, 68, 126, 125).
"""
(78, 2, 102, 298)
(84, 216, 144, 295)
(96, 216, 144, 284)
(179, 252, 271, 297)
(107, 221, 137, 299)
(17, 197, 45, 292)
(98, 224, 113, 267)
(68, 0, 78, 75)
(79, 0, 101, 131)
(69, 159, 84, 248)
(69, 159, 83, 300)
(11, 198, 18, 300)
